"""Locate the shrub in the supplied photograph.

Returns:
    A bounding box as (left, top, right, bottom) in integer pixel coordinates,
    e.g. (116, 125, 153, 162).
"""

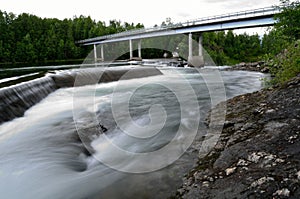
(269, 40, 300, 84)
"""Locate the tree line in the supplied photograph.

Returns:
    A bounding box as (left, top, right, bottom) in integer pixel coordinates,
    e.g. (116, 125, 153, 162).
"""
(0, 10, 143, 64)
(0, 0, 299, 69)
(0, 9, 272, 65)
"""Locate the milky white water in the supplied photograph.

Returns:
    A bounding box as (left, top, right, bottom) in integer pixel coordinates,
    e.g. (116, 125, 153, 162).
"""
(0, 67, 267, 199)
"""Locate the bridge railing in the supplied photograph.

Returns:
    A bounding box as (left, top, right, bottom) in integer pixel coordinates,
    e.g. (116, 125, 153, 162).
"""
(181, 6, 280, 27)
(77, 6, 281, 44)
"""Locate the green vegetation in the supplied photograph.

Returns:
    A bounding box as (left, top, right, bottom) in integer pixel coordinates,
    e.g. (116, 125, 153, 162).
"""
(0, 10, 278, 66)
(275, 0, 300, 41)
(269, 41, 300, 84)
(0, 0, 299, 84)
(0, 11, 143, 64)
(266, 0, 300, 84)
(202, 31, 263, 65)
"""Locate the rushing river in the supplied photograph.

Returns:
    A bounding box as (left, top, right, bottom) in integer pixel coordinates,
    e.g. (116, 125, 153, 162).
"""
(0, 65, 267, 199)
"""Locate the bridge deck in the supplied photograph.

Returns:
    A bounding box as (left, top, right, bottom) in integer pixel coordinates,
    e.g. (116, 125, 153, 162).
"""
(77, 6, 280, 46)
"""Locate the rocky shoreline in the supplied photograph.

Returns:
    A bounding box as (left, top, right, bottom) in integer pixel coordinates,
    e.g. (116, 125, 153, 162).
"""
(225, 62, 270, 73)
(174, 74, 300, 198)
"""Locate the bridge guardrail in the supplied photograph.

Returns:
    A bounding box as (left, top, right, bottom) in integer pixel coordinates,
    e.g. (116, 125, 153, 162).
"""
(76, 6, 281, 44)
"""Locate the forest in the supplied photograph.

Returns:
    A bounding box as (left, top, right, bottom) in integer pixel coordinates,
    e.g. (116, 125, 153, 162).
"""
(0, 11, 143, 64)
(0, 0, 298, 68)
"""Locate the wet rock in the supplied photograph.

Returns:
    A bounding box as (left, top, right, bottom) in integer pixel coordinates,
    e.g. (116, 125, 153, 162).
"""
(174, 75, 300, 198)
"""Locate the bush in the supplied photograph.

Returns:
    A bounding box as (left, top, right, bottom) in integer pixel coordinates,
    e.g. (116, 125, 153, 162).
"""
(269, 40, 300, 84)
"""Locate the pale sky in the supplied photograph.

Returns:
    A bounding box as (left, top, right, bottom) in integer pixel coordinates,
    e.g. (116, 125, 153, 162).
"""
(0, 0, 281, 35)
(0, 0, 280, 27)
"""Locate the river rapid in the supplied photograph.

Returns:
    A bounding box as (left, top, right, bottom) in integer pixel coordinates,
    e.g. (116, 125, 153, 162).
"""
(0, 65, 267, 199)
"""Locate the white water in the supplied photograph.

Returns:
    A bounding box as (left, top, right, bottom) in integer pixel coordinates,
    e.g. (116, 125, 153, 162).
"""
(0, 67, 267, 199)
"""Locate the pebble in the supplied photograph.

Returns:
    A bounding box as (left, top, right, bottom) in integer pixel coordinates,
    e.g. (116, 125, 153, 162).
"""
(296, 171, 300, 180)
(237, 159, 249, 166)
(202, 181, 210, 187)
(242, 167, 249, 171)
(208, 177, 214, 182)
(250, 177, 274, 188)
(265, 109, 275, 114)
(273, 188, 290, 197)
(288, 134, 298, 143)
(225, 167, 237, 176)
(248, 152, 262, 163)
(275, 158, 285, 163)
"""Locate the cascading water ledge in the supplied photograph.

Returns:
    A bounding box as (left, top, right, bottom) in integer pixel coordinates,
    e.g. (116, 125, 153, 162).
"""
(0, 66, 163, 124)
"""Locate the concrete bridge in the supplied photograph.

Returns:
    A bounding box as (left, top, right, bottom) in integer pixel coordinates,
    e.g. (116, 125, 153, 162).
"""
(77, 6, 280, 67)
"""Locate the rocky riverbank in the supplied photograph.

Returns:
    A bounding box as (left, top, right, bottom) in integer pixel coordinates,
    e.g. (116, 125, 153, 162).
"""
(225, 62, 270, 73)
(175, 74, 300, 198)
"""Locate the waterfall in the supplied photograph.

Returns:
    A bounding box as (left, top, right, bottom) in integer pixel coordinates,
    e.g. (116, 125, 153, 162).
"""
(0, 76, 57, 124)
(0, 66, 162, 124)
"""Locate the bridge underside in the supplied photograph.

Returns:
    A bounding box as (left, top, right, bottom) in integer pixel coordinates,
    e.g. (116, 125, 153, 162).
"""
(78, 11, 276, 67)
(83, 16, 275, 46)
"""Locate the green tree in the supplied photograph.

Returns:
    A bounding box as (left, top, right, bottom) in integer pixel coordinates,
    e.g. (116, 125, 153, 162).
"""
(0, 9, 145, 64)
(261, 28, 288, 56)
(275, 0, 300, 41)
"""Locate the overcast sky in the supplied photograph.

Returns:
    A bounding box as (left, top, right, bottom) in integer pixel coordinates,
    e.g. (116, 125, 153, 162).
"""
(0, 0, 282, 35)
(1, 0, 280, 27)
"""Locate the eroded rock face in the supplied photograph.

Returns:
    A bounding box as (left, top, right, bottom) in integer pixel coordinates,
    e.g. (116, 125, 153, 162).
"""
(176, 75, 300, 198)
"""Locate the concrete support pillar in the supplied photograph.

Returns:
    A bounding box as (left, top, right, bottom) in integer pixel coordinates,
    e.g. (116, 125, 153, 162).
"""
(93, 44, 97, 63)
(188, 33, 204, 67)
(188, 33, 193, 59)
(100, 44, 104, 61)
(129, 39, 133, 60)
(198, 34, 203, 57)
(138, 39, 142, 59)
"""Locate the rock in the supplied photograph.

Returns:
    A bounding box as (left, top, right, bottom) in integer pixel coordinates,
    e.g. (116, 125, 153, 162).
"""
(225, 61, 269, 73)
(266, 109, 275, 114)
(177, 188, 186, 195)
(225, 167, 237, 176)
(224, 120, 235, 128)
(261, 67, 269, 73)
(273, 188, 290, 197)
(247, 152, 263, 163)
(250, 177, 274, 188)
(202, 181, 210, 187)
(237, 159, 250, 166)
(296, 171, 300, 180)
(275, 158, 285, 163)
(174, 75, 300, 198)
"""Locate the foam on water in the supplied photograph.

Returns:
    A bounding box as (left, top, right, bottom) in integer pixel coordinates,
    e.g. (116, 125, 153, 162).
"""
(0, 67, 268, 199)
